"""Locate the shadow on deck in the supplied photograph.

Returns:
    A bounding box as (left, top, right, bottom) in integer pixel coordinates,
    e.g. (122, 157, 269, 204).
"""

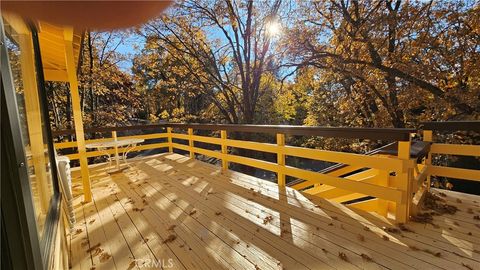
(69, 153, 480, 270)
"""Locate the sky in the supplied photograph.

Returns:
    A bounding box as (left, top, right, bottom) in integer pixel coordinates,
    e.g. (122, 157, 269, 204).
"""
(113, 34, 145, 73)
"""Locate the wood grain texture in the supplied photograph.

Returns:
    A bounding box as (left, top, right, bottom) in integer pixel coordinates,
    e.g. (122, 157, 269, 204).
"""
(69, 153, 480, 270)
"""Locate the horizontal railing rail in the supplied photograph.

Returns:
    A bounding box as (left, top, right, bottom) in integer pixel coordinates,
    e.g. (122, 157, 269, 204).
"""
(422, 121, 480, 132)
(53, 123, 420, 222)
(53, 123, 415, 141)
(52, 124, 166, 136)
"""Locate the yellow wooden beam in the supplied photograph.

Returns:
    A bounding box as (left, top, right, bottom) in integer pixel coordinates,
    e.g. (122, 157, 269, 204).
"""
(226, 138, 277, 153)
(188, 128, 194, 159)
(376, 170, 390, 217)
(331, 193, 369, 203)
(276, 133, 286, 187)
(349, 199, 380, 212)
(193, 134, 222, 145)
(19, 33, 50, 213)
(62, 143, 169, 162)
(43, 69, 69, 82)
(423, 130, 433, 191)
(306, 173, 378, 198)
(289, 181, 314, 191)
(171, 133, 189, 141)
(2, 12, 30, 35)
(221, 130, 228, 170)
(410, 185, 427, 216)
(430, 143, 480, 157)
(54, 133, 168, 149)
(167, 127, 173, 153)
(281, 145, 405, 173)
(395, 139, 412, 223)
(283, 166, 404, 203)
(64, 27, 91, 202)
(112, 131, 120, 169)
(429, 166, 480, 182)
(326, 165, 363, 177)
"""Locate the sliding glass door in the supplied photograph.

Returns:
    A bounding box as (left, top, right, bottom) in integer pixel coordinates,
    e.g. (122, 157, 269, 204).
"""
(1, 16, 60, 269)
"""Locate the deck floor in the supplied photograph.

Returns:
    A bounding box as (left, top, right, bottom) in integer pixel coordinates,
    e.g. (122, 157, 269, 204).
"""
(68, 153, 480, 270)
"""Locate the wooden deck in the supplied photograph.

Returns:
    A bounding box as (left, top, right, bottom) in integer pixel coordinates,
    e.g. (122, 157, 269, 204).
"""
(68, 153, 480, 270)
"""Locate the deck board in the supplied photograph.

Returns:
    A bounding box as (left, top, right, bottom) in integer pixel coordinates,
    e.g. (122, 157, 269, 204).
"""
(70, 153, 480, 270)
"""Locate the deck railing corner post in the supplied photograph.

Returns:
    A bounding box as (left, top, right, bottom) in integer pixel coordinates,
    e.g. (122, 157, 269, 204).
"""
(395, 138, 413, 223)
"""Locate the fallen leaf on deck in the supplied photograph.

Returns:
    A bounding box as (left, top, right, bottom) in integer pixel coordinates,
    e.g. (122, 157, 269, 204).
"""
(361, 253, 373, 262)
(357, 234, 365, 242)
(99, 252, 111, 262)
(127, 261, 136, 270)
(163, 234, 177, 243)
(262, 215, 273, 225)
(86, 243, 101, 253)
(338, 252, 348, 261)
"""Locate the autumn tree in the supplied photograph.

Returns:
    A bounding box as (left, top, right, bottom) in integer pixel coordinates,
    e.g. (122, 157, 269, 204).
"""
(78, 31, 142, 128)
(287, 0, 480, 127)
(136, 0, 289, 124)
(132, 35, 210, 123)
(47, 31, 141, 134)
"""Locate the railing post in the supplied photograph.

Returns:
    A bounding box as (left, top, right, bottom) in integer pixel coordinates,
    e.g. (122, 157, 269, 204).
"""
(167, 127, 173, 153)
(396, 137, 412, 223)
(221, 130, 228, 170)
(188, 128, 194, 159)
(112, 131, 120, 170)
(423, 130, 433, 191)
(376, 170, 389, 216)
(277, 133, 286, 187)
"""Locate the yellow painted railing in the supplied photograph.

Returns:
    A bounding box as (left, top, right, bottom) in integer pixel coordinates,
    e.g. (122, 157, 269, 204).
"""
(53, 124, 418, 222)
(422, 122, 480, 183)
(409, 122, 479, 215)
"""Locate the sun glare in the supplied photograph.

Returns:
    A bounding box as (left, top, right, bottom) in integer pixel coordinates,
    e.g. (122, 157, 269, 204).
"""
(266, 19, 282, 37)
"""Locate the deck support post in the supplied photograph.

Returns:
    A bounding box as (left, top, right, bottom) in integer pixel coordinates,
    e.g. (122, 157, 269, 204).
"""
(221, 130, 228, 170)
(64, 27, 91, 202)
(396, 138, 412, 223)
(167, 127, 173, 153)
(277, 133, 286, 187)
(423, 130, 433, 191)
(188, 128, 194, 159)
(19, 32, 50, 213)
